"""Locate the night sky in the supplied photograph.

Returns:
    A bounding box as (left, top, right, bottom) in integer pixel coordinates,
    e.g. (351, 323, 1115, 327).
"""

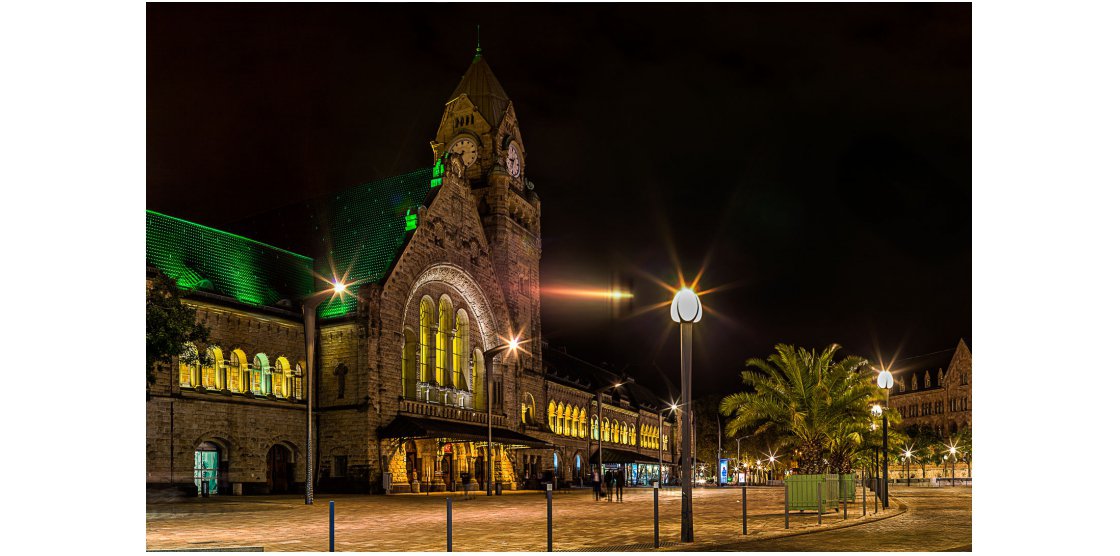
(148, 3, 971, 399)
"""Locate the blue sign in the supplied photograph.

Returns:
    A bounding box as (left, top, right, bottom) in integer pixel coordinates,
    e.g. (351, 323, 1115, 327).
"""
(719, 458, 729, 485)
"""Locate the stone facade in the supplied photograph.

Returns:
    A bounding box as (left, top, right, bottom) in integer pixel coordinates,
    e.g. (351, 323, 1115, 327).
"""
(146, 52, 680, 497)
(890, 339, 972, 438)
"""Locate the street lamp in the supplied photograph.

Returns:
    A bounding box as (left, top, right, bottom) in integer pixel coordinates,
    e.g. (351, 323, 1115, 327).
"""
(948, 443, 957, 487)
(594, 378, 632, 487)
(302, 280, 348, 505)
(482, 337, 521, 496)
(734, 436, 749, 483)
(875, 369, 893, 509)
(903, 446, 914, 487)
(671, 287, 701, 543)
(658, 403, 679, 486)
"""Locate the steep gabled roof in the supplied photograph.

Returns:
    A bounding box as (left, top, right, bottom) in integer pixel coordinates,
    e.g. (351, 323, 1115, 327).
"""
(448, 55, 511, 127)
(227, 165, 437, 318)
(146, 210, 314, 307)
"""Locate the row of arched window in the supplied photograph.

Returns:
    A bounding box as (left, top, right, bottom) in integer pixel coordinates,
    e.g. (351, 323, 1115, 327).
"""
(547, 401, 588, 438)
(638, 424, 664, 450)
(178, 343, 303, 400)
(590, 415, 635, 445)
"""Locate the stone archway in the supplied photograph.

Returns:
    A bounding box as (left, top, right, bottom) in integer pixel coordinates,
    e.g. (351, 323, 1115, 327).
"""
(403, 263, 502, 351)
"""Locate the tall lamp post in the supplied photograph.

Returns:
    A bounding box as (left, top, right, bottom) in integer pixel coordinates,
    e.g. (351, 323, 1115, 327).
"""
(302, 280, 348, 505)
(483, 338, 521, 496)
(948, 444, 957, 487)
(594, 378, 633, 492)
(671, 287, 702, 543)
(903, 447, 913, 487)
(734, 436, 749, 483)
(658, 403, 679, 486)
(875, 368, 893, 509)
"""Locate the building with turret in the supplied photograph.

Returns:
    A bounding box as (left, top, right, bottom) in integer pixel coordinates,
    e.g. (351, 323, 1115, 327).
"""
(146, 47, 679, 496)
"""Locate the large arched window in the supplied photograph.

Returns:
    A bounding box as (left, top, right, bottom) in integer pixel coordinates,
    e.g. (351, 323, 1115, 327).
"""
(273, 356, 291, 398)
(563, 404, 572, 436)
(612, 419, 620, 443)
(620, 422, 628, 445)
(629, 423, 636, 446)
(203, 346, 223, 390)
(294, 362, 304, 400)
(548, 401, 557, 432)
(453, 310, 469, 390)
(179, 343, 199, 388)
(522, 393, 536, 425)
(591, 415, 599, 440)
(229, 349, 248, 394)
(419, 297, 435, 383)
(436, 297, 453, 386)
(579, 408, 587, 438)
(402, 328, 418, 398)
(255, 353, 271, 395)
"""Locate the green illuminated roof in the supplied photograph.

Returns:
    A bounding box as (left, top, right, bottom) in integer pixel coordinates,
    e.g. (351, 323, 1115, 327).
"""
(146, 210, 313, 307)
(228, 166, 435, 318)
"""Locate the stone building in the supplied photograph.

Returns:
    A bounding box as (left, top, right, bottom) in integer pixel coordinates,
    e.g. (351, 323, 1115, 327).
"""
(889, 339, 972, 438)
(146, 48, 679, 496)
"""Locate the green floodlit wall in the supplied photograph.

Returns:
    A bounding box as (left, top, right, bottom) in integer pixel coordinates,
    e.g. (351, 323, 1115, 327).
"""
(146, 210, 314, 307)
(316, 165, 434, 318)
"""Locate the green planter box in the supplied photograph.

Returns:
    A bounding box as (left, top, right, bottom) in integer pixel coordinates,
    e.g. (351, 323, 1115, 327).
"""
(784, 474, 855, 511)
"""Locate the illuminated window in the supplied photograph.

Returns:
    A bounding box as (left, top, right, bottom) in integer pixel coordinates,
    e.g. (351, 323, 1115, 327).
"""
(472, 348, 484, 410)
(612, 420, 619, 443)
(591, 415, 599, 440)
(273, 356, 290, 398)
(230, 349, 249, 393)
(436, 297, 453, 386)
(548, 401, 557, 432)
(630, 424, 636, 446)
(419, 297, 435, 383)
(579, 408, 587, 438)
(202, 346, 222, 390)
(255, 353, 271, 395)
(564, 404, 573, 436)
(453, 310, 469, 389)
(294, 362, 304, 400)
(179, 343, 199, 388)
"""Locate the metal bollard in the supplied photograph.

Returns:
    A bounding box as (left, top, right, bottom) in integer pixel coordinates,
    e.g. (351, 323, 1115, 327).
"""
(329, 500, 335, 552)
(784, 482, 789, 529)
(546, 483, 553, 552)
(862, 472, 867, 516)
(446, 497, 453, 552)
(741, 485, 747, 535)
(817, 482, 822, 525)
(653, 482, 660, 548)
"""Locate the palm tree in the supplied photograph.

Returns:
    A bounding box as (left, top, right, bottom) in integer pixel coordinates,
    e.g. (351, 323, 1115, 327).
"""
(720, 344, 878, 474)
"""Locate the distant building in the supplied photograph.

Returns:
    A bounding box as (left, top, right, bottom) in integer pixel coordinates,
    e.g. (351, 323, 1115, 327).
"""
(890, 339, 972, 438)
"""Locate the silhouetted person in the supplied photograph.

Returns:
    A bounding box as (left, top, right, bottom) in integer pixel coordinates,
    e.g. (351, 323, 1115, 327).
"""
(592, 469, 601, 501)
(616, 470, 624, 502)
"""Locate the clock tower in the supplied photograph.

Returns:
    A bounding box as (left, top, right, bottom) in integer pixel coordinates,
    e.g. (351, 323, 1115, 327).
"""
(432, 45, 543, 374)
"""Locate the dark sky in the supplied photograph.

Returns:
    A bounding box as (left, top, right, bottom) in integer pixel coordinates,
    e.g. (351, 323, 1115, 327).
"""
(148, 3, 971, 399)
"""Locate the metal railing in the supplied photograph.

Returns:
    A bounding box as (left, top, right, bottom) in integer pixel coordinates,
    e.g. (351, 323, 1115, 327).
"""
(400, 399, 507, 428)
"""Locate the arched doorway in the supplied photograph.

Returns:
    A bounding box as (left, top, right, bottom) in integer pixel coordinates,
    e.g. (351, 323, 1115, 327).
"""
(266, 444, 293, 494)
(406, 441, 419, 483)
(194, 442, 220, 496)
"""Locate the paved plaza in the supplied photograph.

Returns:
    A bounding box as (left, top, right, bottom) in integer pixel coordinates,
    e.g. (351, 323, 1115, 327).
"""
(146, 485, 970, 552)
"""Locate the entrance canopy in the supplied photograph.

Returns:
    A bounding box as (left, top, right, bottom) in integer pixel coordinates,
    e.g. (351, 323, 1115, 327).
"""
(378, 415, 551, 448)
(589, 447, 662, 464)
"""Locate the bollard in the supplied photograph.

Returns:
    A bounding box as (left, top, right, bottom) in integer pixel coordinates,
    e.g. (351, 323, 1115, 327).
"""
(546, 483, 553, 552)
(741, 485, 747, 535)
(446, 497, 453, 552)
(862, 472, 867, 516)
(329, 500, 335, 552)
(653, 482, 660, 548)
(817, 482, 822, 525)
(784, 482, 789, 529)
(874, 478, 879, 514)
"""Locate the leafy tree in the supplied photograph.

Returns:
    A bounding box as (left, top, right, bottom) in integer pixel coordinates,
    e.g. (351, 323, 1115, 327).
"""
(904, 425, 942, 478)
(146, 272, 208, 387)
(720, 344, 877, 474)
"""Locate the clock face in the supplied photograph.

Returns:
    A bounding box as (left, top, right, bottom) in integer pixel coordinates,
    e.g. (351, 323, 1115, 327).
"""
(449, 137, 479, 167)
(506, 142, 522, 177)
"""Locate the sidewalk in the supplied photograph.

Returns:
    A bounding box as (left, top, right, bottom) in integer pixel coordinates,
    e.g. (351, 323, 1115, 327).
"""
(147, 485, 906, 552)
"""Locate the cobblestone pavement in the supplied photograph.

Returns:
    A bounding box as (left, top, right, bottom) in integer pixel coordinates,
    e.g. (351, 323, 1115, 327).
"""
(693, 486, 972, 552)
(146, 485, 967, 552)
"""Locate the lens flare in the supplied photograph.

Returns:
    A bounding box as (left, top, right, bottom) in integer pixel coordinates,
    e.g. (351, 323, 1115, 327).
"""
(540, 286, 634, 299)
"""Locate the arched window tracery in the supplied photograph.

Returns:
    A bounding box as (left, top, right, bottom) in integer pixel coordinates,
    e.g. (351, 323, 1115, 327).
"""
(419, 297, 435, 383)
(453, 310, 469, 390)
(436, 297, 453, 386)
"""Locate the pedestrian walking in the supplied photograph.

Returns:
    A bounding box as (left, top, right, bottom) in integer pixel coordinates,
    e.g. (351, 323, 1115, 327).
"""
(592, 468, 601, 501)
(616, 471, 624, 502)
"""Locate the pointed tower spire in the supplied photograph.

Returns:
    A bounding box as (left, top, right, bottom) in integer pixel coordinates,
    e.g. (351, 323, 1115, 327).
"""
(474, 25, 482, 61)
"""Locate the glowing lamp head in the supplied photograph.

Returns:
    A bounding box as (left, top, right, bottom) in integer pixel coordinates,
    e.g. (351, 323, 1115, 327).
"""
(877, 369, 894, 389)
(949, 446, 957, 455)
(768, 456, 776, 463)
(333, 281, 346, 294)
(670, 287, 702, 323)
(871, 404, 883, 417)
(508, 337, 520, 351)
(670, 403, 678, 411)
